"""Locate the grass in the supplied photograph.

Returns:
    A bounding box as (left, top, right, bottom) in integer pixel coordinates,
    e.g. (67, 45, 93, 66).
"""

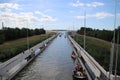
(0, 31, 55, 49)
(73, 34, 120, 75)
(0, 32, 55, 62)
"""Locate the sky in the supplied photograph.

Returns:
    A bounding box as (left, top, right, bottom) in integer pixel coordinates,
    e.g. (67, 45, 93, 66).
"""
(0, 0, 120, 30)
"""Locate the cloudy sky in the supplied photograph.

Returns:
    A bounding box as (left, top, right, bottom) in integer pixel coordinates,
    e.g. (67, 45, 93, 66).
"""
(0, 0, 120, 30)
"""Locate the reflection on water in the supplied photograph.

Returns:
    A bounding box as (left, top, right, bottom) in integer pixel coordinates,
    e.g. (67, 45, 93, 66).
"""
(13, 31, 74, 80)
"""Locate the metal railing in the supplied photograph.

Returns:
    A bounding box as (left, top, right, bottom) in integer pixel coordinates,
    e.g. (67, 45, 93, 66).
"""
(68, 35, 109, 80)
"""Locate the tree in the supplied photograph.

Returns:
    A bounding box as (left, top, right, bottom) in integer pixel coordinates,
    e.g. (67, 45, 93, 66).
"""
(77, 27, 115, 43)
(0, 27, 46, 42)
(0, 30, 5, 44)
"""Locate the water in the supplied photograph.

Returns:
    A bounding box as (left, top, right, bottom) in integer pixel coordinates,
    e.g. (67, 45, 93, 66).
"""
(13, 31, 74, 80)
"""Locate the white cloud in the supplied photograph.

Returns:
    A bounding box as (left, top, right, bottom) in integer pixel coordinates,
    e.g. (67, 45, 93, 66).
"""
(75, 12, 114, 19)
(35, 11, 56, 22)
(19, 12, 40, 22)
(93, 12, 113, 19)
(35, 11, 46, 17)
(86, 2, 104, 7)
(70, 1, 84, 7)
(40, 16, 56, 22)
(0, 11, 39, 22)
(75, 16, 85, 19)
(0, 3, 19, 9)
(0, 10, 56, 26)
(71, 1, 104, 8)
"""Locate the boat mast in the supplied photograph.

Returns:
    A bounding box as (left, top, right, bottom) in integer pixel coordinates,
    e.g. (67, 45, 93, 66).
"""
(109, 0, 117, 79)
(84, 10, 86, 50)
(114, 30, 119, 80)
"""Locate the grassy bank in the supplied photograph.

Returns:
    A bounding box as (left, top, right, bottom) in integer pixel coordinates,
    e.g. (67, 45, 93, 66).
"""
(73, 34, 120, 75)
(0, 32, 55, 62)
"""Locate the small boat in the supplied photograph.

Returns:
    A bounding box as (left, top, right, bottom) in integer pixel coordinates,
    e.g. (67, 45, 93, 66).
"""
(73, 64, 88, 80)
(73, 74, 87, 80)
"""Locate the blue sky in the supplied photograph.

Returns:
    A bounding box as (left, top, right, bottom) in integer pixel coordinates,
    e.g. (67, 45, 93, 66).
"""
(0, 0, 120, 30)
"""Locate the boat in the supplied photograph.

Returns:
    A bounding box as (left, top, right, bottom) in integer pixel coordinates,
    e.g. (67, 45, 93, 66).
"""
(73, 64, 88, 80)
(73, 75, 87, 80)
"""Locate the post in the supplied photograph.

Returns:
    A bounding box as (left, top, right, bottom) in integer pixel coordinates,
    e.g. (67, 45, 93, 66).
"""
(84, 10, 86, 50)
(114, 31, 119, 80)
(109, 0, 117, 79)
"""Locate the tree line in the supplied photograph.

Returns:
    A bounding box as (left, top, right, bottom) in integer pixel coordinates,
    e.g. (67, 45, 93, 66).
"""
(0, 27, 46, 44)
(77, 27, 120, 44)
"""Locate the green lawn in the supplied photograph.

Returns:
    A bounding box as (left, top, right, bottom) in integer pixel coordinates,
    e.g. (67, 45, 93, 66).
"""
(73, 34, 120, 75)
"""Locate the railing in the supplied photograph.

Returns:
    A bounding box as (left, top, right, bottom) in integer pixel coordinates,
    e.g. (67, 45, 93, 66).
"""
(68, 35, 117, 80)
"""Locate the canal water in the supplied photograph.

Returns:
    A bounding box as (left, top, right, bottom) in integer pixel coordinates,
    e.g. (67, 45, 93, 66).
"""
(13, 32, 74, 80)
